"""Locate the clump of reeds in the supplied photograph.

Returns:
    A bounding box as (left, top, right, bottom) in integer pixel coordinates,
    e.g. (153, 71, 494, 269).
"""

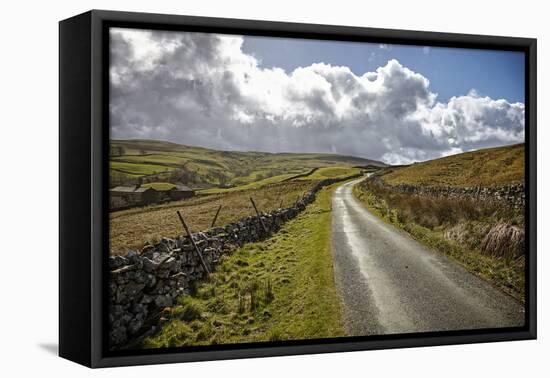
(480, 223, 525, 261)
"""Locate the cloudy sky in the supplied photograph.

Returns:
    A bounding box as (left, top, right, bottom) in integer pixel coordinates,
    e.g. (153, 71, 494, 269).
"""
(110, 28, 525, 164)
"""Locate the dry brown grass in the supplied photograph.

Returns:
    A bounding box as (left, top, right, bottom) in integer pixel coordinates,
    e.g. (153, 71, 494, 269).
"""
(480, 223, 525, 260)
(109, 181, 316, 255)
(382, 143, 524, 187)
(353, 179, 526, 300)
(359, 179, 521, 230)
(443, 221, 491, 250)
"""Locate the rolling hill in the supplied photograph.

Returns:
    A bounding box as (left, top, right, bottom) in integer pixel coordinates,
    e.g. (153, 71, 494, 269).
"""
(110, 139, 385, 189)
(381, 143, 525, 187)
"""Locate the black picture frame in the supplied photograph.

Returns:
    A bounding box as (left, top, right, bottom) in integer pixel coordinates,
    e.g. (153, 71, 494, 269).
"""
(59, 9, 537, 368)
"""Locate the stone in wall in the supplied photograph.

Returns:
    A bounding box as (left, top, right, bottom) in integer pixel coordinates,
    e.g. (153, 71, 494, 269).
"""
(370, 176, 525, 209)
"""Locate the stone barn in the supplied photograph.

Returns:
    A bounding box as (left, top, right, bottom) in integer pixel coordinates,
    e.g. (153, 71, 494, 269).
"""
(109, 186, 158, 210)
(169, 184, 196, 201)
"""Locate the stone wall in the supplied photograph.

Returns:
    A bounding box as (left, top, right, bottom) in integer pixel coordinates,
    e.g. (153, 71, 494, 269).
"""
(374, 177, 525, 209)
(108, 173, 362, 349)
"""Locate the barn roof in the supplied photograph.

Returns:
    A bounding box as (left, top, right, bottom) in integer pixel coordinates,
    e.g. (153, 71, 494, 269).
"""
(110, 186, 154, 193)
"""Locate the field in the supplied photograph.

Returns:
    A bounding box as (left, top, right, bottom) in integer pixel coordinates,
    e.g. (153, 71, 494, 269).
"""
(381, 143, 524, 187)
(297, 166, 362, 181)
(110, 180, 316, 255)
(109, 139, 381, 255)
(110, 161, 174, 176)
(110, 139, 383, 189)
(353, 144, 526, 300)
(199, 172, 299, 194)
(141, 183, 345, 348)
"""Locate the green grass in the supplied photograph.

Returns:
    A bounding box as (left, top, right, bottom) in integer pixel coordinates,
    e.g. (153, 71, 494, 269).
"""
(141, 182, 177, 191)
(112, 154, 187, 166)
(353, 183, 524, 301)
(110, 161, 174, 176)
(299, 166, 361, 181)
(110, 139, 383, 189)
(141, 183, 345, 348)
(382, 143, 524, 187)
(199, 172, 302, 194)
(110, 169, 141, 179)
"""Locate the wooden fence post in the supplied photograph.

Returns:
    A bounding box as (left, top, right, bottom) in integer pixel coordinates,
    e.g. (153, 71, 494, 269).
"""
(176, 210, 210, 275)
(250, 197, 268, 233)
(211, 205, 222, 228)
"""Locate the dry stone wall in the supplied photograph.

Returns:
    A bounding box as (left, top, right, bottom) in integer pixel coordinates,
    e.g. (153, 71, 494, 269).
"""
(108, 173, 362, 349)
(375, 177, 525, 209)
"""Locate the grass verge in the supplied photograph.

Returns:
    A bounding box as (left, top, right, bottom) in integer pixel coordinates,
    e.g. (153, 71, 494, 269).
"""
(141, 184, 345, 348)
(353, 182, 524, 302)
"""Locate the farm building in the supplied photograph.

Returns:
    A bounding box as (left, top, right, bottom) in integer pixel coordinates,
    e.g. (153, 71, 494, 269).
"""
(109, 186, 158, 210)
(170, 184, 196, 201)
(110, 183, 196, 210)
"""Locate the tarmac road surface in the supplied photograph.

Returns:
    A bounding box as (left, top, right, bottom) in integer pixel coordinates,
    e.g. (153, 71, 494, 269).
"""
(331, 178, 525, 336)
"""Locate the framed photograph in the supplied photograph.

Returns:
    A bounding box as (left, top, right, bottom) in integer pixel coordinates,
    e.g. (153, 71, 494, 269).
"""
(59, 10, 536, 368)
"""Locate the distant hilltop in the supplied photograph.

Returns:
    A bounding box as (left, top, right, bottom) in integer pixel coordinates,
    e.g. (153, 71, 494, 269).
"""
(380, 143, 525, 187)
(109, 139, 386, 190)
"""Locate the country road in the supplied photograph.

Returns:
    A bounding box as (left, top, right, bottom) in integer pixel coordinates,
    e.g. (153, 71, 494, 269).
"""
(331, 178, 525, 336)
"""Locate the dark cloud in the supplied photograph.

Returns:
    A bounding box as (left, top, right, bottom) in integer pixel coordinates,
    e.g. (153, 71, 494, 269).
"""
(109, 28, 524, 164)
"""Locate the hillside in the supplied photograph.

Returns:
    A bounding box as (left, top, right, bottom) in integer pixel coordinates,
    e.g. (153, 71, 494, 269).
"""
(110, 139, 385, 189)
(381, 143, 525, 187)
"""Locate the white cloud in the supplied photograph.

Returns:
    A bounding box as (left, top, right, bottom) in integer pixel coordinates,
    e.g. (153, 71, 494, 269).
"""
(109, 28, 524, 164)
